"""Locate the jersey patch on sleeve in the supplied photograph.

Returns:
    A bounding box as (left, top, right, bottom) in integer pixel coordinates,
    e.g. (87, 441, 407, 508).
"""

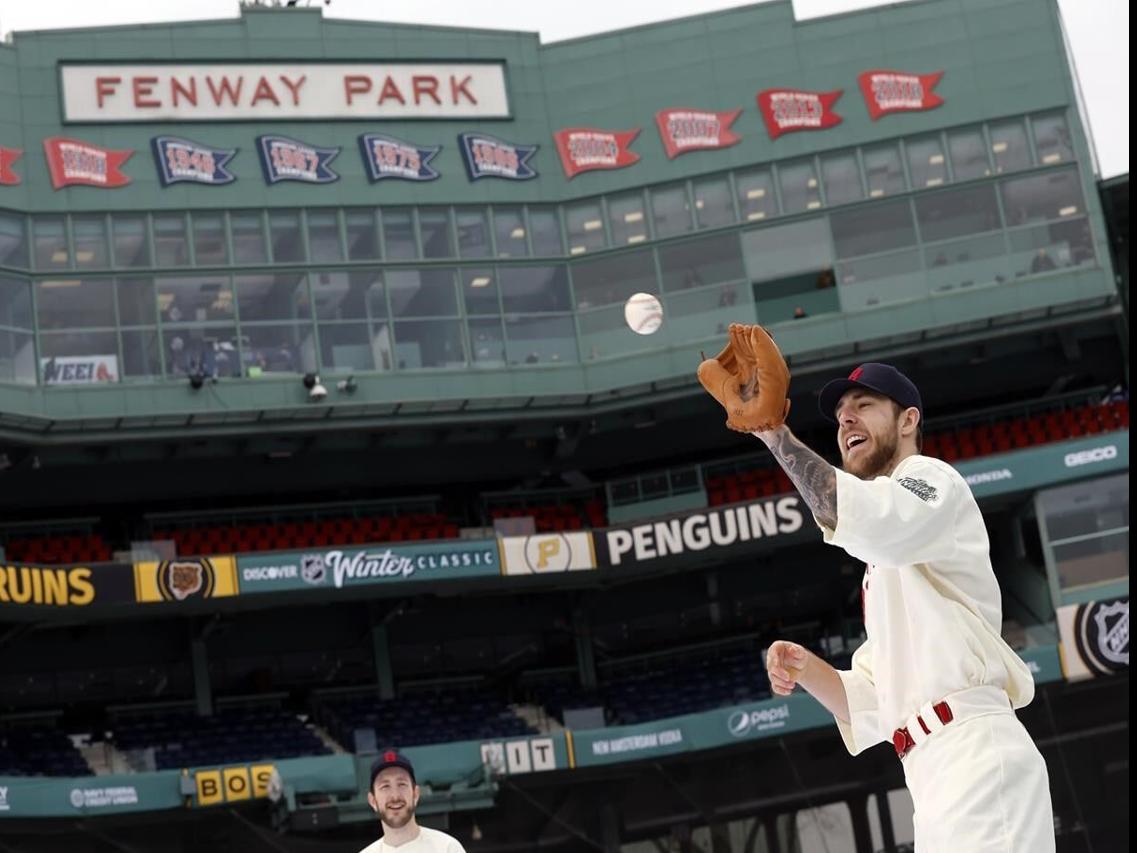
(897, 476, 939, 503)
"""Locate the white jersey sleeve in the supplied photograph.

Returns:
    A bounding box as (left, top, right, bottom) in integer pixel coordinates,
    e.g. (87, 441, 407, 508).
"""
(819, 458, 960, 567)
(835, 638, 885, 755)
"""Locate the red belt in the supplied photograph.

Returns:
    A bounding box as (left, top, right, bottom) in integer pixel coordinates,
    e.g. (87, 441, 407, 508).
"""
(893, 700, 954, 759)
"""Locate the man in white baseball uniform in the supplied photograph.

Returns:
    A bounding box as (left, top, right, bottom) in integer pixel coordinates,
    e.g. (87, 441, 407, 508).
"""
(360, 750, 466, 853)
(758, 362, 1055, 852)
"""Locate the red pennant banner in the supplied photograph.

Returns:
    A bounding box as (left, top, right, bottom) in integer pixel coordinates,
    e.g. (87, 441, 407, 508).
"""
(655, 108, 742, 159)
(43, 137, 133, 190)
(553, 128, 641, 179)
(756, 89, 843, 140)
(0, 147, 22, 186)
(858, 70, 945, 120)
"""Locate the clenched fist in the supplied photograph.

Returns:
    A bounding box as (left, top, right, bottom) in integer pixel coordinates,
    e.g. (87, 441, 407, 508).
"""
(766, 641, 809, 696)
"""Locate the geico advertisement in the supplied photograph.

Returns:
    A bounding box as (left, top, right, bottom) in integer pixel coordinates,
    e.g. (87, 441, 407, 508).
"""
(192, 763, 276, 807)
(597, 495, 808, 567)
(133, 556, 239, 603)
(0, 563, 134, 608)
(500, 532, 596, 575)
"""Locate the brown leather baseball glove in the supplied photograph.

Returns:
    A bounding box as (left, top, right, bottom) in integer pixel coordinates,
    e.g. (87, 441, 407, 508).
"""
(697, 323, 791, 432)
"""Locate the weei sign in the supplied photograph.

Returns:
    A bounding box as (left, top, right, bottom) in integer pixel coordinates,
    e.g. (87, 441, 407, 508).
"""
(238, 540, 501, 594)
(595, 495, 814, 570)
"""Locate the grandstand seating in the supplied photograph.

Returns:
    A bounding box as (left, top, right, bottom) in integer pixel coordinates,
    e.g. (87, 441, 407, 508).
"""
(0, 726, 91, 777)
(489, 497, 607, 533)
(318, 688, 535, 751)
(111, 707, 330, 770)
(0, 532, 113, 565)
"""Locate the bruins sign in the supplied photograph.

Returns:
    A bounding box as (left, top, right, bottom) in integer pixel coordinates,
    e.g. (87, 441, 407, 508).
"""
(134, 556, 239, 603)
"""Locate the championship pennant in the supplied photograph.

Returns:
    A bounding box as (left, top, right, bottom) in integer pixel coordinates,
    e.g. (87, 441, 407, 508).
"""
(756, 90, 843, 140)
(553, 128, 640, 179)
(42, 137, 133, 189)
(0, 147, 22, 186)
(152, 137, 237, 186)
(256, 135, 340, 185)
(858, 70, 945, 120)
(358, 134, 441, 182)
(654, 108, 742, 159)
(458, 133, 538, 181)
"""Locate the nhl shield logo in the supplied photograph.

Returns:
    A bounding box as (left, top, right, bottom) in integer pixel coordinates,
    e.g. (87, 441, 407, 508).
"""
(301, 554, 327, 586)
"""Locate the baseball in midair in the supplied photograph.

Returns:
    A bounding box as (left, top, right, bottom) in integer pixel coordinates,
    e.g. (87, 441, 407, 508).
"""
(624, 292, 664, 335)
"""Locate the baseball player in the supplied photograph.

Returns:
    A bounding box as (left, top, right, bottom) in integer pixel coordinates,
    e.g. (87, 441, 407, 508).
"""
(698, 325, 1054, 852)
(361, 750, 466, 853)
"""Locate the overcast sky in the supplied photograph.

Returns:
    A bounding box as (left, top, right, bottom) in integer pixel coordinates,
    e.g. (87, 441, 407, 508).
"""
(0, 0, 1127, 177)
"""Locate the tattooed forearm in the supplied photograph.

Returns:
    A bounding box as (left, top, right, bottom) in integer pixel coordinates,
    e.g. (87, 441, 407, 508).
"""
(757, 425, 838, 529)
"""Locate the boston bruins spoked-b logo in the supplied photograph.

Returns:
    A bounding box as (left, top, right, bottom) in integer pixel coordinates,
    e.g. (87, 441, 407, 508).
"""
(1073, 597, 1129, 675)
(156, 558, 218, 602)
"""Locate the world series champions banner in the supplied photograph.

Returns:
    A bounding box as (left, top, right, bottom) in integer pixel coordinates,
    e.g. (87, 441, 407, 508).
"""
(654, 108, 742, 159)
(152, 136, 237, 186)
(858, 70, 945, 120)
(458, 132, 538, 180)
(0, 146, 22, 185)
(553, 127, 640, 179)
(358, 133, 441, 182)
(256, 135, 339, 184)
(42, 137, 133, 189)
(756, 89, 843, 140)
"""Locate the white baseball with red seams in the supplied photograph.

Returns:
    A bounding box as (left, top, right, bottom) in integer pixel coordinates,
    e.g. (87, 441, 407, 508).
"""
(624, 292, 663, 335)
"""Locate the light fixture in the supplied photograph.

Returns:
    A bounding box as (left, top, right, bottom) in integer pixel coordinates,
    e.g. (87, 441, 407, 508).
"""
(746, 188, 766, 199)
(869, 188, 884, 197)
(509, 227, 526, 239)
(582, 219, 602, 231)
(929, 154, 945, 165)
(992, 142, 1008, 153)
(1042, 153, 1062, 164)
(51, 250, 68, 264)
(469, 276, 491, 288)
(303, 372, 328, 401)
(570, 246, 587, 255)
(806, 201, 822, 209)
(925, 177, 944, 186)
(627, 234, 646, 244)
(806, 178, 818, 188)
(40, 280, 82, 289)
(1058, 206, 1078, 217)
(747, 211, 766, 221)
(75, 250, 95, 263)
(623, 211, 644, 223)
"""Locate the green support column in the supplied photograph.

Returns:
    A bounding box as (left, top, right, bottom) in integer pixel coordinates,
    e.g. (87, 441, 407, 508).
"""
(191, 637, 212, 717)
(372, 624, 396, 701)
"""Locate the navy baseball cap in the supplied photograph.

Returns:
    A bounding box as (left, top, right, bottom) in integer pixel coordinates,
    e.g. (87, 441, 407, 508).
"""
(369, 749, 416, 788)
(818, 363, 923, 424)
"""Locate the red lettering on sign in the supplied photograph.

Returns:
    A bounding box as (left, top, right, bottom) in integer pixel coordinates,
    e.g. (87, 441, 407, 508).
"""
(250, 76, 280, 107)
(171, 77, 197, 107)
(96, 77, 121, 108)
(450, 74, 476, 105)
(206, 76, 244, 107)
(412, 75, 441, 105)
(279, 75, 306, 106)
(377, 76, 405, 105)
(344, 75, 371, 105)
(132, 76, 160, 108)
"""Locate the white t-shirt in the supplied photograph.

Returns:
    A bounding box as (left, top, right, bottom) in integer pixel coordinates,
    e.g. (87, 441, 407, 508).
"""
(359, 826, 466, 853)
(816, 454, 1035, 755)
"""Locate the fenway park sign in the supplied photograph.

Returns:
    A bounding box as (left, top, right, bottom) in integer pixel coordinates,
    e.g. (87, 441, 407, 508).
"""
(60, 63, 510, 122)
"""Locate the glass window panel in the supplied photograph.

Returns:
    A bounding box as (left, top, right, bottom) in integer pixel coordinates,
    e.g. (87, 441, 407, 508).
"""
(492, 207, 527, 258)
(307, 210, 343, 263)
(736, 169, 777, 222)
(111, 215, 151, 269)
(239, 323, 315, 376)
(948, 126, 991, 180)
(741, 219, 839, 322)
(462, 268, 500, 315)
(499, 266, 571, 313)
(820, 152, 863, 206)
(191, 213, 228, 266)
(153, 214, 190, 267)
(116, 277, 156, 326)
(989, 118, 1032, 173)
(565, 200, 606, 255)
(36, 278, 115, 329)
(468, 317, 506, 366)
(269, 210, 304, 263)
(1000, 168, 1085, 227)
(345, 209, 380, 261)
(572, 249, 656, 309)
(0, 213, 29, 268)
(393, 319, 465, 369)
(836, 248, 925, 310)
(164, 325, 240, 379)
(924, 233, 1009, 292)
(650, 183, 693, 238)
(504, 315, 577, 366)
(1033, 112, 1074, 165)
(317, 322, 382, 373)
(1008, 218, 1096, 277)
(528, 206, 563, 256)
(0, 275, 32, 329)
(693, 175, 734, 229)
(779, 159, 822, 213)
(33, 216, 69, 271)
(157, 275, 234, 324)
(906, 135, 948, 188)
(456, 207, 490, 258)
(419, 207, 454, 259)
(658, 233, 745, 292)
(662, 281, 749, 342)
(235, 273, 310, 321)
(39, 331, 119, 384)
(608, 192, 648, 245)
(72, 216, 109, 269)
(0, 329, 36, 384)
(311, 270, 386, 320)
(914, 184, 1002, 242)
(231, 212, 268, 264)
(120, 329, 161, 380)
(830, 199, 917, 258)
(387, 268, 458, 317)
(382, 209, 417, 260)
(863, 143, 906, 198)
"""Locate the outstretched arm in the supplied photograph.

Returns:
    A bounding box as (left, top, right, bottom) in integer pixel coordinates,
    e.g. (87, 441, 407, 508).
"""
(754, 425, 837, 529)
